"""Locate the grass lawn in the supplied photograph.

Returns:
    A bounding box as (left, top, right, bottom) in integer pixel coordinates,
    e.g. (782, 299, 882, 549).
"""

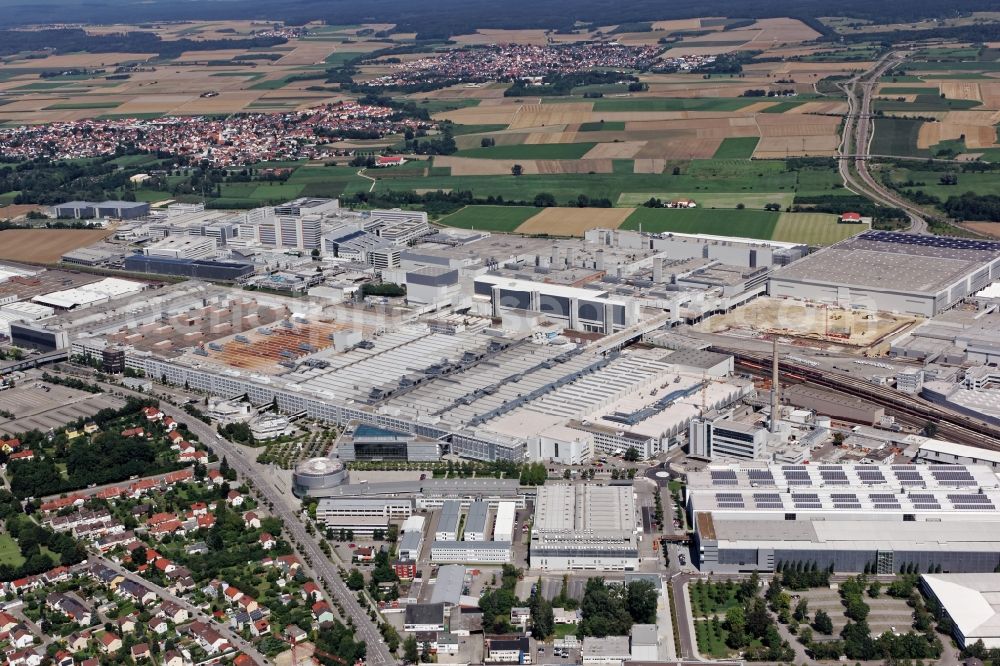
(773, 212, 864, 245)
(437, 205, 538, 232)
(0, 191, 21, 204)
(324, 51, 363, 66)
(890, 169, 1000, 200)
(553, 624, 578, 639)
(0, 533, 25, 568)
(455, 143, 597, 160)
(712, 137, 760, 159)
(695, 620, 734, 659)
(131, 189, 173, 202)
(450, 123, 509, 136)
(418, 99, 481, 115)
(579, 121, 626, 132)
(592, 97, 762, 112)
(689, 581, 743, 617)
(871, 118, 930, 158)
(620, 208, 779, 239)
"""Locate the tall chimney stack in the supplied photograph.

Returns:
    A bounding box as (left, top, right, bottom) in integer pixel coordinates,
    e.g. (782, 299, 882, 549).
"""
(770, 337, 780, 433)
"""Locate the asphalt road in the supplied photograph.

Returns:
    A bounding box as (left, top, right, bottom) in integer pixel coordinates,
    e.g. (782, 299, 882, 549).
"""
(81, 375, 396, 666)
(837, 51, 931, 235)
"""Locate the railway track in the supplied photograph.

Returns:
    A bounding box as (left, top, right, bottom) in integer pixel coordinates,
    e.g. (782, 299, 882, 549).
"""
(712, 346, 1000, 451)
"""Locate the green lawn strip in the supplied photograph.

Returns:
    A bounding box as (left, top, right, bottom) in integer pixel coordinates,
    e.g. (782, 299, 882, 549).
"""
(759, 101, 805, 113)
(772, 212, 863, 245)
(712, 137, 760, 159)
(579, 121, 626, 131)
(437, 205, 538, 232)
(454, 143, 597, 159)
(592, 97, 762, 112)
(43, 101, 122, 110)
(620, 207, 779, 239)
(878, 86, 939, 95)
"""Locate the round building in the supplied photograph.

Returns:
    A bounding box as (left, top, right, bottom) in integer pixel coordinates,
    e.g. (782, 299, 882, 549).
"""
(292, 457, 348, 497)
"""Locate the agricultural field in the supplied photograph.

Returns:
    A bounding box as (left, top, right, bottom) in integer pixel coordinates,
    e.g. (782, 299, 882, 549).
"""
(514, 207, 634, 235)
(0, 228, 113, 263)
(619, 208, 780, 239)
(437, 205, 538, 232)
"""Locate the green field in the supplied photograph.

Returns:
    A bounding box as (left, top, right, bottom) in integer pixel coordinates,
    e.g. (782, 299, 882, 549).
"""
(878, 86, 939, 95)
(11, 81, 72, 91)
(619, 208, 779, 239)
(450, 123, 509, 136)
(438, 205, 538, 232)
(889, 168, 1000, 201)
(909, 61, 1000, 72)
(760, 101, 804, 113)
(712, 137, 760, 159)
(324, 51, 363, 66)
(874, 95, 981, 111)
(871, 118, 929, 158)
(592, 97, 762, 112)
(454, 143, 597, 159)
(0, 533, 25, 568)
(579, 121, 626, 132)
(43, 101, 122, 110)
(418, 99, 481, 115)
(773, 212, 863, 245)
(617, 191, 793, 210)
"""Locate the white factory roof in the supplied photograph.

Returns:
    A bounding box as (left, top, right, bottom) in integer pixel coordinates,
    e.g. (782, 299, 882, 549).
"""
(33, 277, 144, 309)
(475, 273, 629, 305)
(0, 264, 40, 283)
(534, 485, 636, 538)
(917, 438, 1000, 466)
(922, 574, 1000, 648)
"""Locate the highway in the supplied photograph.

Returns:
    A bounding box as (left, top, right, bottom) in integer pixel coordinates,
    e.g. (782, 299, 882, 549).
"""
(837, 50, 931, 235)
(78, 374, 396, 666)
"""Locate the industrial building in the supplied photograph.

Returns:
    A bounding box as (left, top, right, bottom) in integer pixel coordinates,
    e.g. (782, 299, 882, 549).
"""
(915, 438, 1000, 470)
(123, 255, 255, 281)
(688, 463, 1000, 574)
(921, 573, 1000, 649)
(769, 232, 1000, 317)
(143, 236, 217, 260)
(314, 497, 413, 535)
(530, 485, 639, 571)
(52, 200, 150, 220)
(781, 384, 885, 425)
(688, 417, 768, 460)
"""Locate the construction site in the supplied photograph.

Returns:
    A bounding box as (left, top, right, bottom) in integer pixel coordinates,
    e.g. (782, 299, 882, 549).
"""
(695, 297, 921, 352)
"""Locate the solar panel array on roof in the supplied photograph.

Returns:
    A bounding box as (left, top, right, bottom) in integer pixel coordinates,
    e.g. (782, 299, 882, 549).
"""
(931, 468, 976, 486)
(857, 469, 886, 484)
(747, 469, 775, 485)
(792, 492, 821, 508)
(711, 470, 738, 486)
(948, 494, 995, 510)
(861, 230, 1000, 253)
(716, 492, 745, 508)
(831, 492, 861, 508)
(909, 493, 941, 510)
(752, 492, 783, 509)
(820, 469, 849, 485)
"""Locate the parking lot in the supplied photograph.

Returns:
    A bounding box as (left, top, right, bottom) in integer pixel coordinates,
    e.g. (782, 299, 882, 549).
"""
(0, 380, 125, 436)
(795, 587, 915, 637)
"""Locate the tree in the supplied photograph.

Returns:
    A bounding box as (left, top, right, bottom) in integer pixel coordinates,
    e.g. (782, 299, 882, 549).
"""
(625, 580, 658, 624)
(793, 597, 809, 622)
(922, 421, 938, 437)
(724, 605, 747, 648)
(403, 635, 419, 663)
(813, 609, 833, 635)
(511, 164, 523, 177)
(533, 192, 556, 207)
(623, 447, 640, 462)
(346, 569, 365, 591)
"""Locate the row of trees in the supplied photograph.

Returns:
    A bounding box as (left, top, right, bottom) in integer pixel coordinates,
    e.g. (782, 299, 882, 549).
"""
(580, 578, 658, 637)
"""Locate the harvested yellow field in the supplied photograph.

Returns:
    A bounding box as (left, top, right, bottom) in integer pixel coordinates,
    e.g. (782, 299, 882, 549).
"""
(509, 103, 595, 129)
(276, 42, 338, 65)
(171, 91, 269, 114)
(940, 80, 982, 102)
(757, 114, 840, 136)
(744, 17, 822, 44)
(111, 94, 197, 114)
(435, 105, 522, 125)
(665, 44, 744, 57)
(5, 52, 153, 68)
(582, 141, 647, 159)
(633, 159, 667, 174)
(516, 207, 634, 235)
(755, 135, 840, 157)
(786, 101, 849, 114)
(452, 29, 556, 45)
(637, 137, 723, 159)
(410, 83, 509, 100)
(651, 18, 709, 31)
(523, 131, 579, 144)
(979, 82, 1000, 109)
(535, 159, 614, 174)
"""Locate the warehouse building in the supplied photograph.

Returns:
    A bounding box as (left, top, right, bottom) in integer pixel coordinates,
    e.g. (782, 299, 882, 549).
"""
(493, 502, 516, 543)
(915, 438, 1000, 470)
(688, 463, 1000, 574)
(782, 384, 885, 425)
(314, 497, 413, 535)
(143, 235, 218, 260)
(921, 573, 1000, 649)
(52, 200, 150, 220)
(769, 232, 1000, 317)
(530, 485, 639, 571)
(464, 501, 489, 541)
(436, 500, 462, 541)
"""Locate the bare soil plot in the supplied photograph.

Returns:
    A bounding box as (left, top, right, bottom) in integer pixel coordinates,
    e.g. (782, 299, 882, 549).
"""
(435, 105, 522, 125)
(917, 110, 1000, 149)
(743, 17, 822, 45)
(535, 159, 614, 174)
(978, 81, 1000, 109)
(581, 141, 647, 159)
(939, 80, 983, 102)
(961, 222, 1000, 237)
(409, 83, 509, 100)
(4, 52, 154, 68)
(651, 18, 709, 31)
(785, 101, 849, 115)
(515, 207, 634, 235)
(755, 135, 840, 157)
(524, 131, 579, 145)
(0, 229, 113, 263)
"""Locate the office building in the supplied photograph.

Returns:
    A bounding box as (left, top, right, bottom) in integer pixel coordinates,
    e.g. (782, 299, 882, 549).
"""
(493, 502, 516, 543)
(336, 424, 441, 463)
(688, 418, 768, 460)
(123, 255, 254, 281)
(436, 500, 462, 541)
(431, 541, 511, 564)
